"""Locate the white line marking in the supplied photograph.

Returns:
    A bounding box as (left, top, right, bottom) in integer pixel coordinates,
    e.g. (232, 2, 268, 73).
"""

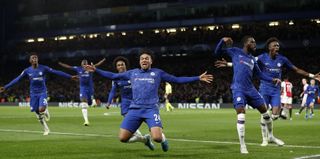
(0, 129, 112, 137)
(1, 129, 320, 149)
(294, 154, 320, 159)
(168, 138, 320, 149)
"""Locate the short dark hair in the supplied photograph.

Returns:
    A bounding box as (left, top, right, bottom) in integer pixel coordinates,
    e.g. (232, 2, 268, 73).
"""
(139, 48, 155, 61)
(265, 37, 280, 51)
(29, 52, 38, 57)
(113, 56, 130, 69)
(241, 35, 253, 45)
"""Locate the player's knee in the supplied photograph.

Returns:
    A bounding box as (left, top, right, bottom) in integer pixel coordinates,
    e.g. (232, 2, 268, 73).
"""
(118, 134, 130, 143)
(119, 137, 129, 143)
(38, 107, 46, 112)
(152, 135, 163, 143)
(118, 130, 132, 143)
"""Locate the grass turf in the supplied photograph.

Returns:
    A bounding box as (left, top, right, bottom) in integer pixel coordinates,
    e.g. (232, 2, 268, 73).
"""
(0, 106, 319, 159)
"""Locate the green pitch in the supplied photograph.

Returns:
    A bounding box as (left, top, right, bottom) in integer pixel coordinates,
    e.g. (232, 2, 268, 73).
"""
(0, 106, 319, 159)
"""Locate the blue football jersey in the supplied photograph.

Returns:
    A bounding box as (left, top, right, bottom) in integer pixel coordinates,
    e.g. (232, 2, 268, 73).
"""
(305, 85, 319, 100)
(108, 79, 132, 103)
(72, 66, 93, 89)
(5, 65, 72, 94)
(96, 68, 199, 109)
(257, 53, 295, 92)
(214, 39, 273, 90)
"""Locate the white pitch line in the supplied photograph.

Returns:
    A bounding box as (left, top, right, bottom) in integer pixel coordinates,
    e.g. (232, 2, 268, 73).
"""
(0, 129, 112, 137)
(168, 138, 320, 149)
(1, 129, 320, 149)
(294, 154, 320, 159)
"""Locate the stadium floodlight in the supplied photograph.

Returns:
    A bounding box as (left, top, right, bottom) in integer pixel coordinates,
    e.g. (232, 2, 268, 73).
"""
(180, 27, 186, 32)
(81, 34, 86, 39)
(37, 38, 44, 42)
(58, 36, 67, 40)
(69, 35, 75, 39)
(207, 26, 215, 30)
(89, 34, 98, 38)
(26, 39, 35, 43)
(193, 27, 197, 31)
(121, 32, 126, 36)
(139, 31, 144, 34)
(231, 24, 240, 29)
(269, 21, 279, 26)
(166, 28, 176, 33)
(154, 29, 160, 34)
(288, 20, 294, 25)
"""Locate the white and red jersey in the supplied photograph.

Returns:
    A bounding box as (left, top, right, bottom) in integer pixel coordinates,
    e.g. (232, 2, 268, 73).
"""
(303, 84, 309, 95)
(301, 83, 309, 106)
(281, 80, 293, 97)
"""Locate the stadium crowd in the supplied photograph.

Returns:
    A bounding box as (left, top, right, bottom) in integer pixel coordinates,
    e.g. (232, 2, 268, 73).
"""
(13, 20, 320, 54)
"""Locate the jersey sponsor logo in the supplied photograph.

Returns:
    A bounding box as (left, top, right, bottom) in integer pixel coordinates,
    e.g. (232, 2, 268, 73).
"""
(134, 78, 155, 83)
(80, 74, 90, 77)
(123, 85, 132, 89)
(265, 67, 281, 73)
(239, 60, 254, 70)
(32, 77, 44, 81)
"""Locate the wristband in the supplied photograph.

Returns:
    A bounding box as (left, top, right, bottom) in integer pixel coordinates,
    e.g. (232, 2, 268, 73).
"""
(227, 63, 233, 67)
(309, 73, 315, 78)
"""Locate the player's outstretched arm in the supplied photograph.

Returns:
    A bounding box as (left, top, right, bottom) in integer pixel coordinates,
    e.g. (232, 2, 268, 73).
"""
(314, 72, 320, 82)
(45, 66, 73, 79)
(199, 71, 214, 83)
(58, 62, 73, 69)
(214, 37, 233, 56)
(84, 63, 130, 80)
(106, 82, 117, 109)
(215, 58, 232, 68)
(161, 70, 213, 84)
(291, 66, 320, 82)
(94, 58, 106, 67)
(3, 70, 27, 90)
